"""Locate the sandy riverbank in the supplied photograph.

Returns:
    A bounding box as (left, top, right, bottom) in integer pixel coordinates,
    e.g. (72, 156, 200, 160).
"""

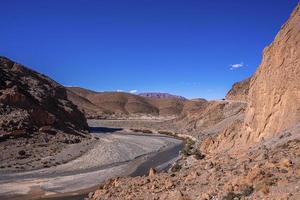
(0, 123, 182, 200)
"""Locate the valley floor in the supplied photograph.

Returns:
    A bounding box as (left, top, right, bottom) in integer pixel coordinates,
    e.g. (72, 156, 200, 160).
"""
(0, 120, 182, 200)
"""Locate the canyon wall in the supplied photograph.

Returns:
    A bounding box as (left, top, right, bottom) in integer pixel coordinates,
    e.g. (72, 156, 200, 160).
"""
(243, 4, 300, 144)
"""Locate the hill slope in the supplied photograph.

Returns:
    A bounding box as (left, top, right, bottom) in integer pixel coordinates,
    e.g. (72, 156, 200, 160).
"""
(67, 87, 159, 117)
(0, 57, 89, 171)
(67, 87, 187, 118)
(0, 57, 88, 139)
(66, 89, 108, 118)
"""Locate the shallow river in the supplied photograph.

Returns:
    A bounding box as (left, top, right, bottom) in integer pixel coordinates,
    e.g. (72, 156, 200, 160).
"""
(0, 126, 182, 200)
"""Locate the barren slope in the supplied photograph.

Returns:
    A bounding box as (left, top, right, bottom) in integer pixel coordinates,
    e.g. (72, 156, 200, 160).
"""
(67, 87, 188, 117)
(0, 57, 88, 139)
(0, 57, 90, 172)
(148, 98, 185, 116)
(66, 89, 110, 118)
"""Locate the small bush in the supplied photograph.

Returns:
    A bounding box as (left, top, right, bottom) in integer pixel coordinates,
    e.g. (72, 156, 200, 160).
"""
(158, 130, 174, 136)
(171, 163, 182, 172)
(241, 185, 254, 196)
(141, 129, 153, 134)
(182, 138, 196, 157)
(182, 144, 193, 156)
(130, 129, 140, 132)
(130, 129, 153, 134)
(194, 150, 205, 160)
(222, 185, 254, 200)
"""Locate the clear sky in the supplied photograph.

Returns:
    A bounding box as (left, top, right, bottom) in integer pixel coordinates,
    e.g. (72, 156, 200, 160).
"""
(1, 0, 298, 99)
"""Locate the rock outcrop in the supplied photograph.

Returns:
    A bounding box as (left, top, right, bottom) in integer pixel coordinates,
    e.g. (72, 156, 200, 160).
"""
(242, 3, 300, 144)
(0, 57, 89, 140)
(226, 77, 251, 102)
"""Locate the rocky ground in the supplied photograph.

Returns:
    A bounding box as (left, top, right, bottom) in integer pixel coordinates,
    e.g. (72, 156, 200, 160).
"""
(0, 57, 89, 139)
(0, 56, 90, 172)
(0, 132, 93, 172)
(89, 125, 300, 200)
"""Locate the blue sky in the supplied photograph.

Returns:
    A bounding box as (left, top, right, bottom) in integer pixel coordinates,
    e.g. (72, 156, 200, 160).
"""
(0, 0, 298, 99)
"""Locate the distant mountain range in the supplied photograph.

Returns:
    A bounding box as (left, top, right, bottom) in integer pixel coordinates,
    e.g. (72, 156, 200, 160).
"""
(139, 92, 187, 100)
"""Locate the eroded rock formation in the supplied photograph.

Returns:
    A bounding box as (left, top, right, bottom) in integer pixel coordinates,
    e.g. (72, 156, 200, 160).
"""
(242, 4, 300, 144)
(0, 57, 89, 140)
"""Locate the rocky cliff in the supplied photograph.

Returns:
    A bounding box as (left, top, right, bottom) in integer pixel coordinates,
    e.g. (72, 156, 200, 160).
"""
(242, 4, 300, 144)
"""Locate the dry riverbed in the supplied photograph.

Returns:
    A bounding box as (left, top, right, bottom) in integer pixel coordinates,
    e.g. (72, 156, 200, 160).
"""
(0, 120, 182, 200)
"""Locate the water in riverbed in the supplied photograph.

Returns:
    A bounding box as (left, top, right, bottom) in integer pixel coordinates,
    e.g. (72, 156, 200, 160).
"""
(47, 141, 183, 200)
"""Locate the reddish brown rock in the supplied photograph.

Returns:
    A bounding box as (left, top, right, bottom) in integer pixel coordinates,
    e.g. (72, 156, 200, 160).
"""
(167, 190, 188, 200)
(226, 77, 251, 102)
(0, 57, 89, 139)
(242, 4, 300, 144)
(149, 168, 157, 177)
(67, 87, 188, 118)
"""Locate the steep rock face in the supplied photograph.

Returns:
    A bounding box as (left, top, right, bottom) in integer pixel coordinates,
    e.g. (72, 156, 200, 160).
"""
(0, 57, 89, 139)
(243, 4, 300, 144)
(225, 77, 251, 102)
